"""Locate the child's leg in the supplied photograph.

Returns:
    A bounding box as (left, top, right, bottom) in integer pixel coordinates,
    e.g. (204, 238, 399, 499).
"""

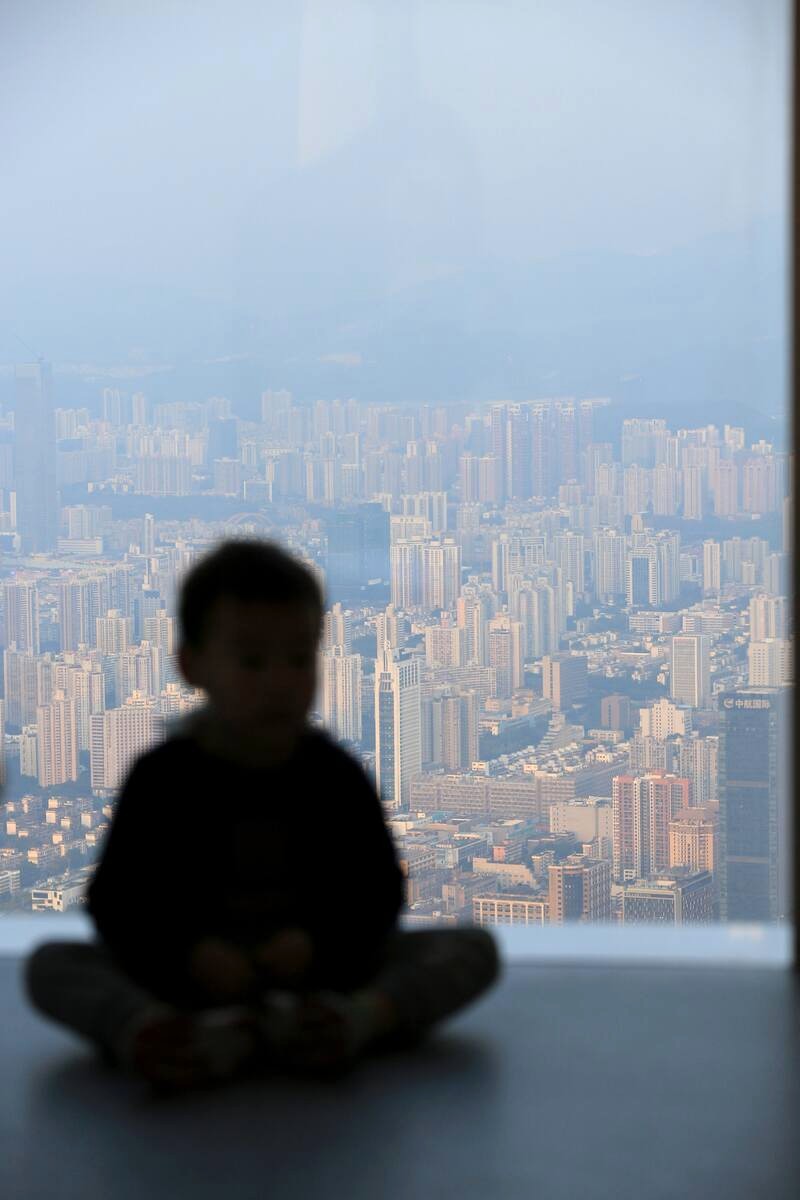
(24, 940, 258, 1088)
(23, 940, 168, 1065)
(282, 928, 500, 1073)
(365, 927, 501, 1039)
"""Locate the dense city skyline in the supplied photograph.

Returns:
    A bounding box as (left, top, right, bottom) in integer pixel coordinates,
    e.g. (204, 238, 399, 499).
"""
(0, 366, 792, 927)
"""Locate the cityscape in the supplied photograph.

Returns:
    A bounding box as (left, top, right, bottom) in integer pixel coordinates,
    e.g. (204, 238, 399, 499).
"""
(0, 361, 791, 929)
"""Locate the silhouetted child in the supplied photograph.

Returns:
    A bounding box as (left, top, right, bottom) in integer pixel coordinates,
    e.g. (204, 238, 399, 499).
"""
(25, 540, 499, 1090)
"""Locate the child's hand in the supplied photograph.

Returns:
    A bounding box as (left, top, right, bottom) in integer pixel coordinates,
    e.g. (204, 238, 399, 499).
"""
(188, 937, 257, 1002)
(251, 928, 314, 986)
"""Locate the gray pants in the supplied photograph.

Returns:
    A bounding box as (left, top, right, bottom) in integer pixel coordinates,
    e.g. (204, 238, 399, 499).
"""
(24, 928, 500, 1065)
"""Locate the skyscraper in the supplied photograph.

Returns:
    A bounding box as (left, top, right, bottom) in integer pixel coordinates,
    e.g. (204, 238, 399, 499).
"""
(593, 529, 626, 602)
(90, 695, 163, 794)
(702, 540, 721, 593)
(612, 771, 692, 881)
(374, 646, 421, 809)
(719, 689, 788, 922)
(390, 537, 461, 610)
(3, 648, 39, 729)
(14, 360, 58, 553)
(749, 593, 788, 642)
(57, 574, 109, 652)
(36, 692, 78, 788)
(321, 646, 363, 744)
(487, 614, 525, 700)
(2, 578, 40, 653)
(671, 635, 711, 709)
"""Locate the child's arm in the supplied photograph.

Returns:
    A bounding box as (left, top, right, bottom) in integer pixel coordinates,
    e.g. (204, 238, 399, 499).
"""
(87, 749, 215, 1003)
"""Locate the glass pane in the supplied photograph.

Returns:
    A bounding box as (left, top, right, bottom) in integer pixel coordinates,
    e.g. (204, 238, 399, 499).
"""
(0, 1, 791, 952)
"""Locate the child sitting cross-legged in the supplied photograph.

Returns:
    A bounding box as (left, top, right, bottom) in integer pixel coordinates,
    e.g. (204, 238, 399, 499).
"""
(25, 539, 500, 1091)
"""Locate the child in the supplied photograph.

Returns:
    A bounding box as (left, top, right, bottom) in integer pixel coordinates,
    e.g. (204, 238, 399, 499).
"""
(25, 540, 499, 1090)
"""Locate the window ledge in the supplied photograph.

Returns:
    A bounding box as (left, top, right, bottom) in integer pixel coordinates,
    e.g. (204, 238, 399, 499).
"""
(0, 914, 791, 967)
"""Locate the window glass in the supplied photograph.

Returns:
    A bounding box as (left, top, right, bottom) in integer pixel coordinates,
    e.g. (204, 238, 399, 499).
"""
(0, 1, 791, 941)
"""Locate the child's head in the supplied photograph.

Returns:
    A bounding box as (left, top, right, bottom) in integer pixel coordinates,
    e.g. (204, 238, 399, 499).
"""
(177, 539, 324, 747)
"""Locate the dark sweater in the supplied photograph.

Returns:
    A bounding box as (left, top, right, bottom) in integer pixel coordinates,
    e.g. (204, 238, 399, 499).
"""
(86, 726, 405, 1006)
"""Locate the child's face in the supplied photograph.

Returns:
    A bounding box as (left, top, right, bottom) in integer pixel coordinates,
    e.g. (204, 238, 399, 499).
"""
(180, 598, 320, 745)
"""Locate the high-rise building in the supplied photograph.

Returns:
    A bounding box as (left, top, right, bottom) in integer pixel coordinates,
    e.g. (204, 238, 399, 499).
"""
(612, 771, 692, 881)
(682, 465, 705, 519)
(676, 733, 719, 805)
(713, 459, 738, 516)
(489, 404, 508, 503)
(426, 688, 479, 771)
(669, 806, 717, 873)
(530, 404, 557, 497)
(487, 614, 525, 699)
(670, 634, 711, 709)
(702, 540, 721, 594)
(502, 405, 529, 500)
(458, 453, 480, 503)
(323, 602, 353, 653)
(14, 360, 58, 552)
(639, 697, 692, 739)
(143, 613, 179, 686)
(374, 603, 408, 653)
(3, 648, 39, 729)
(95, 609, 133, 655)
(135, 454, 192, 496)
(651, 463, 679, 516)
(747, 640, 792, 687)
(548, 856, 611, 922)
(2, 578, 40, 653)
(554, 532, 586, 598)
(57, 574, 108, 651)
(115, 642, 162, 703)
(321, 646, 362, 744)
(374, 647, 422, 809)
(142, 513, 157, 557)
(390, 537, 461, 610)
(742, 456, 778, 514)
(456, 588, 492, 666)
(36, 691, 78, 788)
(90, 695, 163, 794)
(424, 620, 466, 668)
(48, 658, 105, 752)
(541, 654, 588, 712)
(593, 529, 626, 602)
(622, 418, 667, 467)
(600, 694, 631, 733)
(749, 594, 788, 642)
(623, 464, 650, 516)
(621, 869, 713, 923)
(719, 689, 788, 922)
(625, 549, 653, 607)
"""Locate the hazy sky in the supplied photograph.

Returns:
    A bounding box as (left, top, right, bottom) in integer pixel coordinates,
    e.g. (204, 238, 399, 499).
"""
(0, 0, 789, 366)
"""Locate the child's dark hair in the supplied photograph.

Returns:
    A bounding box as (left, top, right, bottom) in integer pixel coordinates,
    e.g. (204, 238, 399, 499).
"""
(179, 539, 324, 648)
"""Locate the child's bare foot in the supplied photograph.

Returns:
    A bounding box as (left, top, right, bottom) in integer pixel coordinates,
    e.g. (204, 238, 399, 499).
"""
(283, 990, 399, 1075)
(122, 1007, 259, 1092)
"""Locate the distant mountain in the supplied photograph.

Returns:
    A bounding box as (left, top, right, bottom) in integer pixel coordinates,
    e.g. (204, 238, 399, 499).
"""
(2, 220, 787, 444)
